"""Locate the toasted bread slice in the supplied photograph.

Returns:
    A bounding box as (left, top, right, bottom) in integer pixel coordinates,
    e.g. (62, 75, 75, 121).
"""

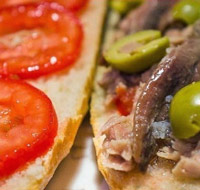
(91, 66, 200, 190)
(0, 1, 107, 189)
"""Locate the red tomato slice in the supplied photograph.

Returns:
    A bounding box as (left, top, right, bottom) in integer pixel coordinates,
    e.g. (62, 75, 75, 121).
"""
(0, 79, 58, 178)
(0, 3, 83, 79)
(115, 87, 137, 116)
(59, 0, 89, 11)
(0, 0, 89, 11)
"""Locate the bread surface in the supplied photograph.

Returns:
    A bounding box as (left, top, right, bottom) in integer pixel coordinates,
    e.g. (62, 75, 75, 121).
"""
(0, 1, 107, 189)
(91, 66, 200, 190)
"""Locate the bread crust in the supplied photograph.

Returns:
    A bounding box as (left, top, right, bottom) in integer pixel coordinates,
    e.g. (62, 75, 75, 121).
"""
(0, 1, 107, 189)
(91, 66, 200, 190)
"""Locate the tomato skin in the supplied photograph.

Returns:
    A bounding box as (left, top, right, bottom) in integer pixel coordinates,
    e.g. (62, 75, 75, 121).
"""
(61, 0, 89, 11)
(115, 87, 137, 116)
(0, 3, 83, 79)
(0, 0, 89, 11)
(0, 79, 58, 178)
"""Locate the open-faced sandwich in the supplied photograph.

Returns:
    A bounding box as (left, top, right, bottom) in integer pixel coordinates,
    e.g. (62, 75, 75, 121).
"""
(0, 0, 107, 189)
(91, 0, 200, 189)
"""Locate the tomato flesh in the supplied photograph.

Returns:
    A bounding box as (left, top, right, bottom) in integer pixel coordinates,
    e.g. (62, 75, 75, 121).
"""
(60, 0, 89, 11)
(0, 0, 89, 11)
(115, 87, 137, 116)
(0, 79, 58, 178)
(0, 3, 83, 79)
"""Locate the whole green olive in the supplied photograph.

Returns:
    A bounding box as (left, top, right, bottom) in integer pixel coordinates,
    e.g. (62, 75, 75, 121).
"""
(104, 30, 169, 73)
(170, 82, 200, 139)
(172, 0, 200, 25)
(110, 0, 143, 14)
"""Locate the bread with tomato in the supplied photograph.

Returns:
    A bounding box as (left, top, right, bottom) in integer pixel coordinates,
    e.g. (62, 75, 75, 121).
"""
(0, 0, 107, 189)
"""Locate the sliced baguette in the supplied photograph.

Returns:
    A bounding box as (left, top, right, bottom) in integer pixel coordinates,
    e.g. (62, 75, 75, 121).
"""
(0, 1, 107, 189)
(91, 66, 200, 190)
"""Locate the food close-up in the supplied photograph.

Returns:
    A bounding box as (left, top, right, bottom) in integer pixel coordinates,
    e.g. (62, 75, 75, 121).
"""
(2, 0, 200, 190)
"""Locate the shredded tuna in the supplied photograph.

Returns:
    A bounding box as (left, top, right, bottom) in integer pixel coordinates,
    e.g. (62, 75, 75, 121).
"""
(165, 27, 193, 46)
(98, 116, 134, 171)
(173, 151, 200, 178)
(119, 0, 176, 36)
(172, 139, 196, 156)
(99, 65, 156, 107)
(99, 68, 127, 97)
(157, 147, 180, 161)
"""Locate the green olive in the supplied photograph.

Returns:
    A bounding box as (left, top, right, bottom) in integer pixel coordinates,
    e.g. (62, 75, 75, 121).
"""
(104, 30, 169, 73)
(110, 0, 143, 14)
(172, 0, 200, 25)
(170, 82, 200, 139)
